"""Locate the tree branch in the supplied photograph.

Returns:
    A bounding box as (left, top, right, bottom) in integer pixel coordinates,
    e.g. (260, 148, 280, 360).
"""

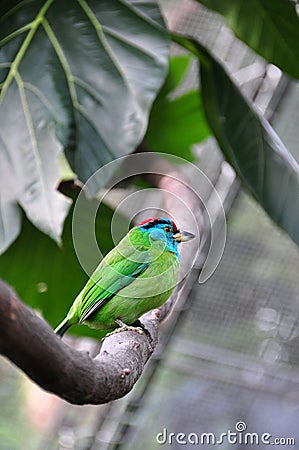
(0, 280, 160, 405)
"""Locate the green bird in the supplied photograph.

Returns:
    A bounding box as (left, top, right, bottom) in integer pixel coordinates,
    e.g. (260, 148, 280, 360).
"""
(55, 217, 195, 338)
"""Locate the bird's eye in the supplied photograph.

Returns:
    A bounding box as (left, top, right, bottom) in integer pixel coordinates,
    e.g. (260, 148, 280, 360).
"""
(164, 226, 172, 233)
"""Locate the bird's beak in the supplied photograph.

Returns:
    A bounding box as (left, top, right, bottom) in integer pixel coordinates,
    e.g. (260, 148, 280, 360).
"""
(173, 230, 196, 243)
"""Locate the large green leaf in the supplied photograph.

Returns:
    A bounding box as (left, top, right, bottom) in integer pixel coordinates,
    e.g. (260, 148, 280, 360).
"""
(0, 0, 169, 252)
(0, 186, 129, 337)
(197, 0, 299, 79)
(145, 55, 210, 160)
(173, 35, 299, 245)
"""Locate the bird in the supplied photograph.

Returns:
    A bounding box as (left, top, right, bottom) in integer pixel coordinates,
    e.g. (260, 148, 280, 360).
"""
(55, 217, 195, 339)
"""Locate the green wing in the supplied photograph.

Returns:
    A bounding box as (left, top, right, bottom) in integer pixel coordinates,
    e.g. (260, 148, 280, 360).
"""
(79, 235, 150, 323)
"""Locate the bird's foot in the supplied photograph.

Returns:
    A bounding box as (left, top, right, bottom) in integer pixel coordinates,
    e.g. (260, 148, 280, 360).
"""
(131, 319, 152, 341)
(106, 324, 144, 338)
(102, 319, 144, 341)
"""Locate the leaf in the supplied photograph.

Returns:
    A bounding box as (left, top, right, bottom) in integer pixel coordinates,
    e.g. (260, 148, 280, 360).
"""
(0, 0, 169, 251)
(0, 94, 71, 253)
(145, 55, 210, 160)
(0, 187, 129, 337)
(158, 55, 191, 97)
(173, 35, 299, 245)
(197, 0, 299, 79)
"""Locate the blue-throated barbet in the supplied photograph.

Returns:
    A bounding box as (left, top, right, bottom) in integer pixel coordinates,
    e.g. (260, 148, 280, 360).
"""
(55, 217, 195, 338)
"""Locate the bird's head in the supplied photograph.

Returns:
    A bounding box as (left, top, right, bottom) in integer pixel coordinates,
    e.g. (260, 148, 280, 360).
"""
(135, 217, 195, 256)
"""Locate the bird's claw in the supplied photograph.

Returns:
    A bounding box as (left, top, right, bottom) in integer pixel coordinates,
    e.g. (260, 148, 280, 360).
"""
(103, 324, 144, 341)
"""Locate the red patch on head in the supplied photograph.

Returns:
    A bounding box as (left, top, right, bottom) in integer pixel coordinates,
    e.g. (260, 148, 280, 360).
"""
(135, 217, 179, 233)
(136, 217, 158, 227)
(170, 220, 178, 233)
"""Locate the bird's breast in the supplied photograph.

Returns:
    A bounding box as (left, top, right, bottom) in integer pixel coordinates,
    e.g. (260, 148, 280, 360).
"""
(120, 250, 179, 299)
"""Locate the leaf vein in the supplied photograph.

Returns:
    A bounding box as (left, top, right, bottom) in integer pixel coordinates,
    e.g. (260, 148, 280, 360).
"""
(0, 0, 54, 104)
(15, 71, 56, 232)
(76, 0, 132, 98)
(23, 81, 57, 118)
(42, 19, 79, 110)
(0, 24, 32, 47)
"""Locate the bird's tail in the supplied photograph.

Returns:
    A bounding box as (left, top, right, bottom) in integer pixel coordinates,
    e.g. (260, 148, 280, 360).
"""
(55, 317, 72, 337)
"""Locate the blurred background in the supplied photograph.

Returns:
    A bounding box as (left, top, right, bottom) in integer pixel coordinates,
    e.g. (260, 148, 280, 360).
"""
(1, 1, 299, 449)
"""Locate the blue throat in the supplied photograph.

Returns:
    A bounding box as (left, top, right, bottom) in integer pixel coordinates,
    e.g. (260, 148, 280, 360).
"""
(138, 221, 180, 258)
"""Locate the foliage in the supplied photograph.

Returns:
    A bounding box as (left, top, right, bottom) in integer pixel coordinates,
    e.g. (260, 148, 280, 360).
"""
(197, 0, 299, 79)
(0, 0, 169, 252)
(145, 55, 210, 160)
(173, 36, 299, 245)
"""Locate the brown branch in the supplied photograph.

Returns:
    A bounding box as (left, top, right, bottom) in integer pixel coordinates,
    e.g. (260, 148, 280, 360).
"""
(0, 280, 159, 405)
